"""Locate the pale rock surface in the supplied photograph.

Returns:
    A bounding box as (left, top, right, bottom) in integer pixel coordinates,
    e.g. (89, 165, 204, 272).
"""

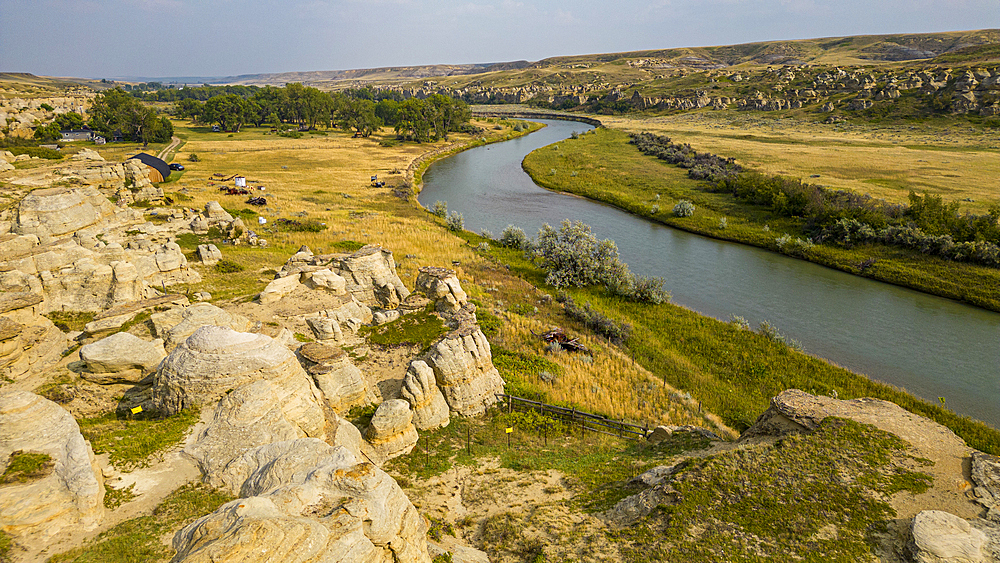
(428, 539, 491, 563)
(972, 452, 1000, 522)
(259, 273, 303, 305)
(0, 392, 104, 540)
(216, 438, 356, 497)
(195, 243, 221, 265)
(423, 326, 504, 416)
(79, 332, 165, 384)
(203, 201, 233, 224)
(153, 327, 326, 441)
(184, 380, 340, 490)
(400, 360, 450, 430)
(0, 160, 14, 172)
(372, 309, 401, 325)
(0, 292, 67, 381)
(150, 302, 253, 350)
(304, 268, 347, 294)
(336, 245, 410, 308)
(910, 510, 986, 563)
(416, 266, 467, 314)
(305, 298, 373, 342)
(189, 215, 208, 235)
(171, 447, 431, 563)
(365, 399, 419, 462)
(299, 342, 371, 414)
(14, 186, 139, 243)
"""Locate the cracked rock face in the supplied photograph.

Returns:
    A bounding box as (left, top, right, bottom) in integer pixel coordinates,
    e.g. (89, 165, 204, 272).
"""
(910, 510, 987, 563)
(365, 399, 419, 462)
(171, 445, 431, 563)
(415, 266, 467, 314)
(335, 245, 410, 308)
(79, 332, 166, 384)
(152, 326, 326, 439)
(150, 302, 254, 350)
(423, 326, 504, 416)
(299, 342, 371, 414)
(400, 360, 450, 431)
(0, 392, 104, 541)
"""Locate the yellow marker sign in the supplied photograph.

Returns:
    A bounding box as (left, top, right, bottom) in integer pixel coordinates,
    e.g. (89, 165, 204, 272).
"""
(130, 406, 143, 414)
(505, 427, 513, 434)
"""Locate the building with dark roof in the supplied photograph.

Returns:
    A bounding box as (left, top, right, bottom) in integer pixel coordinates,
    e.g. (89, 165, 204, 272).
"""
(128, 153, 171, 183)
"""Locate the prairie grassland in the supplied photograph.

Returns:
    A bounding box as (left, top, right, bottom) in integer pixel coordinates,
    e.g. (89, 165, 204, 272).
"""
(157, 120, 716, 432)
(601, 111, 1000, 213)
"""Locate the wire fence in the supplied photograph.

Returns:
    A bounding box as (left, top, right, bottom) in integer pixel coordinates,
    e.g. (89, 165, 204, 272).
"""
(497, 393, 650, 441)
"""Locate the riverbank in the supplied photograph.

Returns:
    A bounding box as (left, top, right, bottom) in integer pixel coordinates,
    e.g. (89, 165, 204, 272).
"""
(522, 127, 1000, 313)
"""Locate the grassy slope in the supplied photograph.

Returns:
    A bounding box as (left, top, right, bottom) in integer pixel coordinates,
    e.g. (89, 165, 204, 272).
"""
(523, 127, 1000, 312)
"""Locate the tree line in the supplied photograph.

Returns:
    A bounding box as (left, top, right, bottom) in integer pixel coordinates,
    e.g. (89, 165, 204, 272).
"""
(33, 88, 173, 144)
(171, 84, 472, 142)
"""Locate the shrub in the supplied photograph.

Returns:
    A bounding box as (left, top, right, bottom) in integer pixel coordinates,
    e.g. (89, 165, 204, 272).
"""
(187, 153, 200, 162)
(532, 220, 628, 289)
(431, 200, 447, 218)
(446, 211, 464, 232)
(730, 314, 750, 330)
(719, 217, 728, 229)
(479, 228, 494, 240)
(673, 200, 695, 217)
(651, 204, 660, 214)
(561, 295, 632, 344)
(499, 225, 529, 250)
(215, 260, 244, 273)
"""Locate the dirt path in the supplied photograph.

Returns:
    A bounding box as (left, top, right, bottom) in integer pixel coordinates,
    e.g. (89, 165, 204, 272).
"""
(157, 135, 181, 161)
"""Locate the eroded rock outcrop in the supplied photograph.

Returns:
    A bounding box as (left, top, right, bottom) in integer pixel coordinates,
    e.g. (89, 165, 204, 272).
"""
(276, 245, 409, 309)
(150, 302, 254, 350)
(298, 342, 371, 414)
(0, 392, 104, 540)
(423, 326, 504, 416)
(910, 510, 987, 563)
(416, 266, 467, 314)
(401, 360, 449, 430)
(79, 332, 166, 384)
(365, 399, 419, 462)
(171, 446, 431, 563)
(14, 186, 141, 243)
(0, 292, 67, 381)
(152, 326, 325, 439)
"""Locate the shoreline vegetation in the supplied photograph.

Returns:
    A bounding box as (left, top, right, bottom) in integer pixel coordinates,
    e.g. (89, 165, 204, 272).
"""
(521, 125, 1000, 313)
(399, 115, 1000, 454)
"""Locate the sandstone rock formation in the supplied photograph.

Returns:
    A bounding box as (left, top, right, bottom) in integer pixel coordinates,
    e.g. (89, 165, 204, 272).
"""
(0, 292, 67, 381)
(972, 452, 1000, 523)
(423, 325, 504, 416)
(304, 297, 373, 343)
(14, 186, 141, 244)
(259, 274, 303, 305)
(150, 302, 253, 350)
(79, 332, 166, 384)
(338, 246, 410, 308)
(910, 510, 987, 563)
(215, 438, 356, 497)
(184, 379, 333, 487)
(152, 326, 325, 439)
(365, 399, 419, 462)
(0, 392, 104, 541)
(196, 244, 221, 265)
(400, 360, 450, 430)
(172, 446, 431, 563)
(303, 268, 347, 293)
(298, 342, 371, 414)
(416, 266, 467, 314)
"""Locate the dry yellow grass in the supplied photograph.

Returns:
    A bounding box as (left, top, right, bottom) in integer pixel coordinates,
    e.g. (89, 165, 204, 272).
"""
(602, 112, 1000, 213)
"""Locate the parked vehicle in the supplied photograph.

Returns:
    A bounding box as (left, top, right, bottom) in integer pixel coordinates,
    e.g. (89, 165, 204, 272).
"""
(169, 163, 185, 171)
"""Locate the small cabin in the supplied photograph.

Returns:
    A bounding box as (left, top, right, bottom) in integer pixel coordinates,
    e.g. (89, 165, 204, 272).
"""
(234, 176, 246, 188)
(60, 129, 94, 142)
(128, 153, 171, 183)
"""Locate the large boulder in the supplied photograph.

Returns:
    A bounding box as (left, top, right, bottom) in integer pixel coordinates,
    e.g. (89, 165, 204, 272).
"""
(400, 360, 450, 430)
(303, 268, 347, 294)
(14, 186, 120, 243)
(304, 297, 373, 343)
(171, 447, 431, 563)
(910, 510, 987, 563)
(365, 399, 419, 462)
(152, 326, 325, 439)
(184, 379, 342, 488)
(259, 274, 303, 305)
(79, 332, 166, 384)
(298, 342, 371, 414)
(336, 246, 410, 308)
(423, 326, 504, 416)
(415, 266, 467, 314)
(203, 201, 233, 224)
(0, 392, 104, 540)
(150, 302, 253, 350)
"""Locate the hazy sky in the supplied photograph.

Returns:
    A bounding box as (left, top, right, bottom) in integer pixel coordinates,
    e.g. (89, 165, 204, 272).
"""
(1, 0, 997, 79)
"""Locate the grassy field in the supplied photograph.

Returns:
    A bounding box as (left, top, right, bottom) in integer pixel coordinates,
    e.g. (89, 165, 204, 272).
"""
(522, 126, 1000, 312)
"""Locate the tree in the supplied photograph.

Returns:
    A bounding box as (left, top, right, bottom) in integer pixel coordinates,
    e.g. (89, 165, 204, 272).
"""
(88, 87, 171, 143)
(337, 98, 382, 137)
(203, 94, 250, 132)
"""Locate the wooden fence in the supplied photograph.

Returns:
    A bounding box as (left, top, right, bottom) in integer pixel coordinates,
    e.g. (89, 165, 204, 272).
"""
(497, 393, 650, 441)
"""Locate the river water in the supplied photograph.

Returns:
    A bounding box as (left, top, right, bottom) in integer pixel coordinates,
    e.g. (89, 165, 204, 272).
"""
(418, 119, 1000, 428)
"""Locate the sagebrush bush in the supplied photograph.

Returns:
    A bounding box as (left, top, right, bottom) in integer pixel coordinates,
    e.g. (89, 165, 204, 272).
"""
(673, 200, 695, 217)
(446, 211, 464, 232)
(499, 225, 529, 250)
(431, 201, 447, 218)
(561, 295, 632, 344)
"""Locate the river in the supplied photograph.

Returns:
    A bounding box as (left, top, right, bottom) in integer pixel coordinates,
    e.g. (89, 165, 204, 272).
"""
(418, 119, 1000, 428)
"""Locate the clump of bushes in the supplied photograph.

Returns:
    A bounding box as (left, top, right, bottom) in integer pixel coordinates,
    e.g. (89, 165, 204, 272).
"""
(531, 220, 669, 304)
(673, 200, 695, 217)
(557, 293, 632, 344)
(499, 225, 529, 250)
(431, 201, 448, 218)
(446, 211, 464, 232)
(276, 218, 325, 232)
(215, 260, 244, 273)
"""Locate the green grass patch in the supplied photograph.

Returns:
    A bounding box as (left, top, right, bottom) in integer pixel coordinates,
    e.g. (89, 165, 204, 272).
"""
(7, 146, 62, 160)
(214, 259, 244, 273)
(48, 482, 234, 563)
(0, 530, 11, 563)
(77, 408, 200, 471)
(1, 451, 53, 484)
(104, 483, 137, 510)
(360, 307, 447, 350)
(330, 240, 366, 252)
(44, 311, 94, 332)
(609, 418, 932, 562)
